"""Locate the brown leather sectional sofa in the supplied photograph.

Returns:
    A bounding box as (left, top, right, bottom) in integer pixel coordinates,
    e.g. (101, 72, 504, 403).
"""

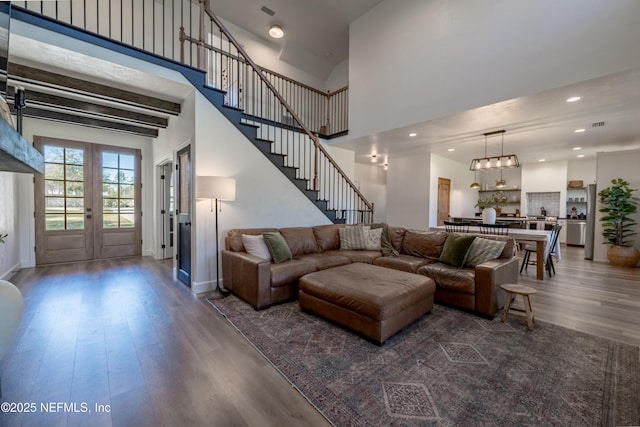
(221, 224, 519, 318)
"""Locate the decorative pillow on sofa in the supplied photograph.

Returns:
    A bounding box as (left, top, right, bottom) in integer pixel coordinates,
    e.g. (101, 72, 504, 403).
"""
(364, 227, 383, 250)
(439, 233, 476, 267)
(241, 234, 272, 261)
(339, 225, 368, 250)
(464, 237, 507, 267)
(263, 232, 293, 263)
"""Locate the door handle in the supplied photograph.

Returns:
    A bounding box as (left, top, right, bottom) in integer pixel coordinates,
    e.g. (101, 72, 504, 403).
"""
(184, 222, 191, 226)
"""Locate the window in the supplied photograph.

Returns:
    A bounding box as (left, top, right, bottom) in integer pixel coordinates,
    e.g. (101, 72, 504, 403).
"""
(102, 152, 136, 229)
(43, 146, 85, 231)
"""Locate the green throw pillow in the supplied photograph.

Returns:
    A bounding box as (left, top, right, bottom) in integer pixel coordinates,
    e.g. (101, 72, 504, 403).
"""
(263, 232, 293, 263)
(439, 234, 476, 267)
(464, 237, 507, 267)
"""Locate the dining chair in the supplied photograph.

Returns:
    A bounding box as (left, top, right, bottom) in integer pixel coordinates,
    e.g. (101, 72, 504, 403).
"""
(443, 221, 470, 233)
(479, 223, 509, 235)
(520, 224, 562, 276)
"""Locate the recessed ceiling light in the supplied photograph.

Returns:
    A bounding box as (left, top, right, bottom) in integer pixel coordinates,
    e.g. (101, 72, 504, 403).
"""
(539, 159, 546, 162)
(574, 128, 586, 133)
(268, 24, 285, 39)
(573, 147, 582, 150)
(409, 133, 417, 137)
(448, 148, 455, 152)
(566, 96, 581, 103)
(577, 154, 585, 158)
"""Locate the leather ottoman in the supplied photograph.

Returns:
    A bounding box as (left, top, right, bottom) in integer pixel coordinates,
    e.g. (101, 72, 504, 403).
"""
(299, 263, 436, 344)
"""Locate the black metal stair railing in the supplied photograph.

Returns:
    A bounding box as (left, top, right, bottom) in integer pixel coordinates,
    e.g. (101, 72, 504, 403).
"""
(11, 0, 371, 223)
(180, 1, 372, 223)
(11, 0, 348, 136)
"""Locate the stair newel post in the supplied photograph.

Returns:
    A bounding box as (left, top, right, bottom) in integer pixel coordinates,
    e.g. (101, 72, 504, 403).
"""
(313, 133, 320, 191)
(178, 26, 185, 64)
(197, 0, 207, 71)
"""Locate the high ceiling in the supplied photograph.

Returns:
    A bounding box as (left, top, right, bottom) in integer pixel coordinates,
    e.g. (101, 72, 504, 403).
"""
(7, 0, 640, 168)
(209, 0, 384, 79)
(207, 0, 640, 168)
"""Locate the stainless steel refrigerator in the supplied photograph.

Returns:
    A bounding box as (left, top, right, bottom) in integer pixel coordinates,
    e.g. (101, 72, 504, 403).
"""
(584, 184, 597, 260)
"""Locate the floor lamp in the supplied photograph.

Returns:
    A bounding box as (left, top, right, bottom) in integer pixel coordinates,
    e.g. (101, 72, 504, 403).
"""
(196, 176, 236, 300)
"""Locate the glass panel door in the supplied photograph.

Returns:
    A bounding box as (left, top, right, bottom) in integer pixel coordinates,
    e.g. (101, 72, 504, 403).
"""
(35, 138, 93, 264)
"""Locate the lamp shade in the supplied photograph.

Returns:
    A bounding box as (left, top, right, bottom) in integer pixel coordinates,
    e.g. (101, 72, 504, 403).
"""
(196, 176, 236, 201)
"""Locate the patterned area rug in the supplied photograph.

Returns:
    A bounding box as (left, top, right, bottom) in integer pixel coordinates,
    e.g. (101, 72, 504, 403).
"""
(209, 296, 640, 426)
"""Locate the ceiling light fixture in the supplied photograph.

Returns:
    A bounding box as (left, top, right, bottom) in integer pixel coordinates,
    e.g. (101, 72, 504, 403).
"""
(539, 159, 546, 162)
(577, 154, 585, 158)
(268, 24, 285, 39)
(448, 148, 455, 152)
(469, 130, 520, 171)
(409, 133, 417, 137)
(566, 96, 581, 103)
(573, 147, 582, 151)
(470, 169, 480, 189)
(574, 128, 586, 133)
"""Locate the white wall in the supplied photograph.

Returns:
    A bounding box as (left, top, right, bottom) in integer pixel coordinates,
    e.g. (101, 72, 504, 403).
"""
(326, 59, 349, 92)
(386, 151, 430, 229)
(521, 161, 568, 217)
(191, 91, 332, 293)
(349, 0, 640, 140)
(568, 158, 597, 184)
(354, 163, 387, 223)
(594, 150, 640, 264)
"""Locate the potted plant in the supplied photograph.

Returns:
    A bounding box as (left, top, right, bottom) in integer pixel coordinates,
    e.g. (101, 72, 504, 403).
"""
(598, 178, 640, 267)
(493, 191, 507, 215)
(475, 195, 497, 224)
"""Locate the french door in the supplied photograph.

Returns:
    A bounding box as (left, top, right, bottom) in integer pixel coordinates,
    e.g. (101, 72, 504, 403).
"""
(34, 137, 141, 264)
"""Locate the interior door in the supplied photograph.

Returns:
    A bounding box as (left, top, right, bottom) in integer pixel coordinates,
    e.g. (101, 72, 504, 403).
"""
(35, 137, 142, 264)
(35, 137, 94, 264)
(159, 162, 174, 259)
(437, 177, 451, 225)
(176, 145, 192, 286)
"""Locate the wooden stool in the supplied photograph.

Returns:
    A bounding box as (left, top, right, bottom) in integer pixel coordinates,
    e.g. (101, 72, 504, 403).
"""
(500, 284, 536, 330)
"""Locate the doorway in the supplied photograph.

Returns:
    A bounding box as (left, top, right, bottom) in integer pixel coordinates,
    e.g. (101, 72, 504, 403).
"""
(157, 161, 174, 260)
(176, 145, 192, 286)
(437, 177, 451, 226)
(34, 137, 142, 264)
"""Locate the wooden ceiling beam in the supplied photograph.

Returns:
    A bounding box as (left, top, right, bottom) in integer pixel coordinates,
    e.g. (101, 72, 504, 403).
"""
(15, 106, 159, 138)
(7, 87, 169, 128)
(9, 63, 181, 115)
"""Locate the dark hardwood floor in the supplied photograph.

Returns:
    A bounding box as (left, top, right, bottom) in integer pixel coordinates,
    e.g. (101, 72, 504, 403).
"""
(0, 257, 330, 427)
(1, 246, 638, 426)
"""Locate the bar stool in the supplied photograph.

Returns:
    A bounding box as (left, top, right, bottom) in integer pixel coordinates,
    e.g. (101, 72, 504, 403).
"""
(500, 284, 536, 330)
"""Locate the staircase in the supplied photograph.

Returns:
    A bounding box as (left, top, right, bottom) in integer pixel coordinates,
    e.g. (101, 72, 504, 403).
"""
(10, 0, 373, 224)
(179, 3, 373, 224)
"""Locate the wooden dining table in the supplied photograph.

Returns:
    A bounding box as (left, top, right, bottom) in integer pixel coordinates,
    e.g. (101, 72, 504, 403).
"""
(431, 226, 553, 280)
